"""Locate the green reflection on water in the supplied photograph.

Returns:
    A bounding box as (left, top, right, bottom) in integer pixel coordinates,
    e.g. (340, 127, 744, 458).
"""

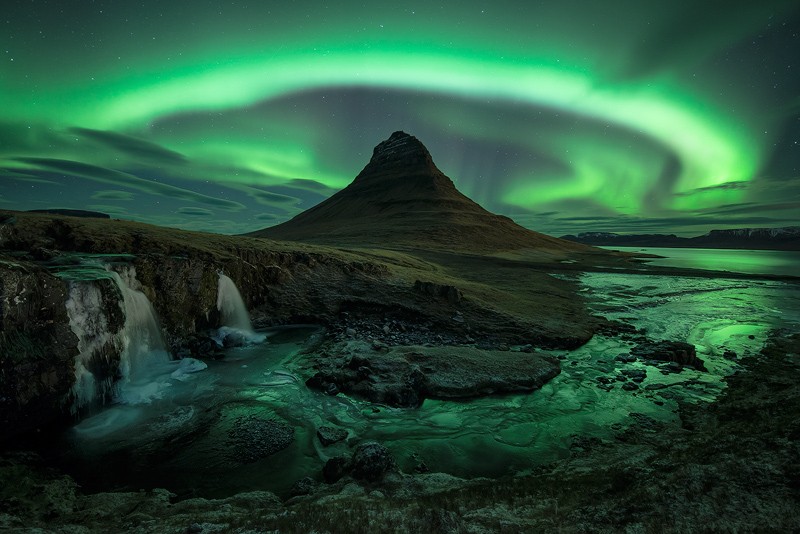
(611, 247, 800, 277)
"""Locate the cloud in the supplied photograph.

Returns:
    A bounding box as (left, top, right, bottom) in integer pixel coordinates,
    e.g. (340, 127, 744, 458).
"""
(177, 207, 214, 217)
(69, 127, 188, 165)
(12, 157, 246, 212)
(255, 213, 280, 221)
(0, 170, 61, 185)
(91, 190, 135, 200)
(673, 180, 749, 197)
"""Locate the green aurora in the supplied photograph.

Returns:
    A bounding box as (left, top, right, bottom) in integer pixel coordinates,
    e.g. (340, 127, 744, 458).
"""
(1, 1, 799, 235)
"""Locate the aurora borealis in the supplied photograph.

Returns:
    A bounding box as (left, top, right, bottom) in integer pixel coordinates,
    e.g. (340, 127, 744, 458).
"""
(1, 1, 799, 235)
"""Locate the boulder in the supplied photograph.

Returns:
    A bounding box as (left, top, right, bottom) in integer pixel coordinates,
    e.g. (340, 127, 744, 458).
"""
(322, 456, 350, 483)
(226, 416, 293, 463)
(317, 426, 348, 446)
(350, 442, 397, 482)
(630, 341, 706, 371)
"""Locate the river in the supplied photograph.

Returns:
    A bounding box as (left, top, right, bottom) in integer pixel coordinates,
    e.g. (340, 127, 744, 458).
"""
(47, 251, 800, 499)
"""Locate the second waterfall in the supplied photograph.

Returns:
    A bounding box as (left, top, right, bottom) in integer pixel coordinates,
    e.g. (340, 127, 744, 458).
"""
(215, 273, 266, 346)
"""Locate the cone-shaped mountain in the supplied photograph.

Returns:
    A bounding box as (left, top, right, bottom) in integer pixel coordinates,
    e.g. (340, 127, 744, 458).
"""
(252, 131, 585, 253)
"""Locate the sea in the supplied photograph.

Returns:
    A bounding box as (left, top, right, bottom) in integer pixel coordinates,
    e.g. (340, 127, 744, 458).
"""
(606, 246, 800, 277)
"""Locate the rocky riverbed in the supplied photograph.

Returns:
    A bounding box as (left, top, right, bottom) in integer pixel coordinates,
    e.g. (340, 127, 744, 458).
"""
(2, 333, 798, 533)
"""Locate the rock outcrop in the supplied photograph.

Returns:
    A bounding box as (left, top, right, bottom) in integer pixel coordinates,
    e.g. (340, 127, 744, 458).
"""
(307, 344, 561, 407)
(0, 260, 78, 437)
(630, 341, 707, 371)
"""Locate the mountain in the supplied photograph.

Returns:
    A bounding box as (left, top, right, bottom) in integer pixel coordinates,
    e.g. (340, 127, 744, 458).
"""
(251, 131, 585, 254)
(561, 227, 800, 251)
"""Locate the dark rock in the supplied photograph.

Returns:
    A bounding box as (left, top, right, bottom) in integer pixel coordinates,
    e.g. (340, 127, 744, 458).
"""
(414, 280, 463, 304)
(621, 368, 647, 383)
(307, 346, 560, 408)
(723, 350, 738, 360)
(666, 361, 684, 373)
(622, 382, 639, 391)
(226, 416, 293, 463)
(350, 442, 397, 482)
(631, 341, 706, 371)
(317, 426, 348, 446)
(289, 477, 320, 497)
(187, 335, 218, 358)
(322, 456, 351, 483)
(186, 524, 203, 534)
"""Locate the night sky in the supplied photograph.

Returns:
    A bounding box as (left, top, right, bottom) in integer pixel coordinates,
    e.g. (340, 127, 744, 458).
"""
(2, 1, 799, 236)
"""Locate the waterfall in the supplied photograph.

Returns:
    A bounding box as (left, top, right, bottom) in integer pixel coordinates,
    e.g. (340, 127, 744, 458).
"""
(215, 273, 265, 345)
(65, 265, 171, 411)
(109, 267, 171, 404)
(217, 273, 254, 331)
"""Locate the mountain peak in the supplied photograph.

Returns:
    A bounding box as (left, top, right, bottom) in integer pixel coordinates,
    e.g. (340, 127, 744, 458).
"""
(357, 131, 438, 181)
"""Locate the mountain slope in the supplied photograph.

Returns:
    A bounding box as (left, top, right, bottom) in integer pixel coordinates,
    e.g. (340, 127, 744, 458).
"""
(251, 131, 586, 254)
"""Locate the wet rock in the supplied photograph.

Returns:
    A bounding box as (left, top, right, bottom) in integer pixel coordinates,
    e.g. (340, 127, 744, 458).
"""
(666, 361, 684, 373)
(187, 334, 218, 358)
(317, 425, 348, 446)
(322, 456, 350, 483)
(307, 345, 560, 408)
(226, 416, 293, 463)
(631, 341, 706, 371)
(621, 369, 647, 383)
(350, 442, 397, 482)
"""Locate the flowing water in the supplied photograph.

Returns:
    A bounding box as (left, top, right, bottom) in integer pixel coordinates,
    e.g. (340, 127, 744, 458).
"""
(62, 263, 172, 411)
(215, 272, 266, 345)
(46, 252, 800, 499)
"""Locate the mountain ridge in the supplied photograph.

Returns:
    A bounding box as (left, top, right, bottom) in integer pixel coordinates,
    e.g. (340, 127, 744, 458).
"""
(561, 226, 800, 251)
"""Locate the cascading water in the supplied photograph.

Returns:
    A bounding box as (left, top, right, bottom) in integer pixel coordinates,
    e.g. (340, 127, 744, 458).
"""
(109, 267, 172, 404)
(217, 273, 254, 331)
(65, 264, 172, 411)
(215, 273, 266, 345)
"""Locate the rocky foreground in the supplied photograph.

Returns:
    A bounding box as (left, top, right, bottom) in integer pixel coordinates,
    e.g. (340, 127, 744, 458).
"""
(2, 333, 798, 533)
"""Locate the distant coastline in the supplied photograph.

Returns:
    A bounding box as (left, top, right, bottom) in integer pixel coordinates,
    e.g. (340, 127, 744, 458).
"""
(561, 226, 800, 251)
